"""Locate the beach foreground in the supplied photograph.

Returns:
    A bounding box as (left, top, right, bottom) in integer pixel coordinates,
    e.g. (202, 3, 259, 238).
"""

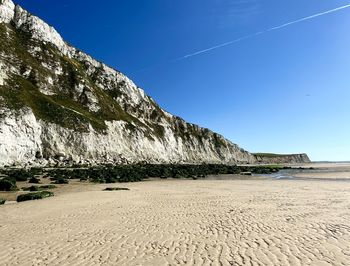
(1, 172, 350, 265)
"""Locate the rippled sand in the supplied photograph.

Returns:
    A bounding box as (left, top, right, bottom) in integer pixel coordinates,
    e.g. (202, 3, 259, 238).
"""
(1, 174, 350, 266)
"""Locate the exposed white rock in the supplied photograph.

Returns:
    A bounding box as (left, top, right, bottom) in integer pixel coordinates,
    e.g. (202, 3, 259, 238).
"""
(0, 0, 14, 24)
(0, 109, 43, 166)
(22, 68, 31, 78)
(1, 1, 149, 107)
(0, 0, 260, 167)
(13, 5, 69, 55)
(46, 76, 53, 85)
(84, 89, 100, 112)
(33, 118, 254, 166)
(28, 45, 42, 55)
(0, 61, 6, 85)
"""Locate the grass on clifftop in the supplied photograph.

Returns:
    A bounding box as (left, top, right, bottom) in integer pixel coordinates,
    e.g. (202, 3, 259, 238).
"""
(253, 153, 296, 158)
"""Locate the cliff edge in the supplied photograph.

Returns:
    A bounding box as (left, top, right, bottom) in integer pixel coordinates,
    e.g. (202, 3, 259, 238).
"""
(253, 153, 311, 164)
(0, 0, 256, 166)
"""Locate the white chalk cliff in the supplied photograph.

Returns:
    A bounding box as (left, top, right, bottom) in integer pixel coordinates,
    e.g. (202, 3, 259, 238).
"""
(0, 0, 260, 166)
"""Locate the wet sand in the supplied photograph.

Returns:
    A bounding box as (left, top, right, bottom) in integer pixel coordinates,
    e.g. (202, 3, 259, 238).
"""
(293, 163, 350, 180)
(1, 164, 350, 265)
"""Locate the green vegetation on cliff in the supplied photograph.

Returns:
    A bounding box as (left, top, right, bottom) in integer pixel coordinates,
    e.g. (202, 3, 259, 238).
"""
(253, 153, 293, 158)
(0, 24, 145, 132)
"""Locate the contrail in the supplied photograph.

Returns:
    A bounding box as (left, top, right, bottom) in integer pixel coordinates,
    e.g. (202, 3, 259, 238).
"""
(175, 4, 350, 61)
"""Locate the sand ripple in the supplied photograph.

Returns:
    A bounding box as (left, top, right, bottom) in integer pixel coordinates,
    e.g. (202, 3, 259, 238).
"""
(0, 179, 350, 265)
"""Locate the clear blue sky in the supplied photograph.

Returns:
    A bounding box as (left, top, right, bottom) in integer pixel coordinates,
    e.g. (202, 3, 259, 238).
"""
(16, 0, 350, 161)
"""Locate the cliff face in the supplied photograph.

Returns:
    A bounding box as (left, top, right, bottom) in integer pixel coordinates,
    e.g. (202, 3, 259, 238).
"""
(0, 0, 256, 166)
(253, 153, 311, 164)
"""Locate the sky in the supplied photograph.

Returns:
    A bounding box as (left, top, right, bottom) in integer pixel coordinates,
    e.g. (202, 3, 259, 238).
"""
(15, 0, 350, 161)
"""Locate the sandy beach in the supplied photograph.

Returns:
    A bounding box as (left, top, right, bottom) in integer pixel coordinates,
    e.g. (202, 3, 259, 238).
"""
(1, 164, 350, 265)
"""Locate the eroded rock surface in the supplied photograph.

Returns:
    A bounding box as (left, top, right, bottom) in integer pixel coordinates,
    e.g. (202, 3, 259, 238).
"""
(0, 0, 258, 166)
